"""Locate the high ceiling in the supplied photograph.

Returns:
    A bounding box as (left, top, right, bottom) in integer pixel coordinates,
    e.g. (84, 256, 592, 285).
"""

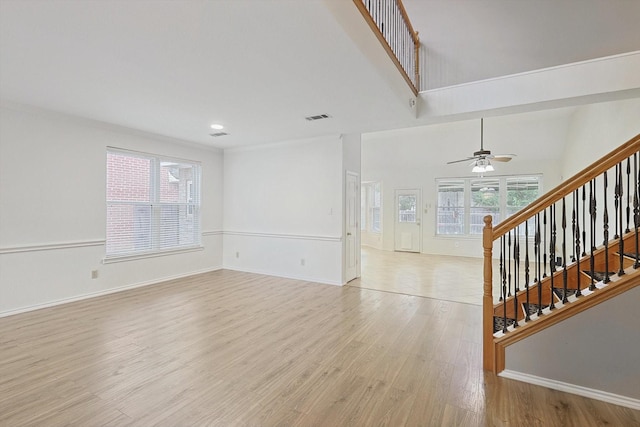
(404, 0, 640, 89)
(1, 0, 639, 149)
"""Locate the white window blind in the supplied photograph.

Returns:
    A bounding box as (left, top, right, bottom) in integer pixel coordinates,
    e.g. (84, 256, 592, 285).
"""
(106, 149, 201, 258)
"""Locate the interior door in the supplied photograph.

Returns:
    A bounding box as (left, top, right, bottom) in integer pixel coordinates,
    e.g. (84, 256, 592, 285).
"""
(394, 189, 421, 252)
(345, 172, 359, 282)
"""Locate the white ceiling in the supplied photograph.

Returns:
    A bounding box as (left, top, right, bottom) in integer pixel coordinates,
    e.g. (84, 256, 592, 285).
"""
(404, 0, 640, 89)
(1, 0, 639, 149)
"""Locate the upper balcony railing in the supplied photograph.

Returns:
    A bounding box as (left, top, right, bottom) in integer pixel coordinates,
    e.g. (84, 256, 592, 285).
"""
(354, 0, 420, 95)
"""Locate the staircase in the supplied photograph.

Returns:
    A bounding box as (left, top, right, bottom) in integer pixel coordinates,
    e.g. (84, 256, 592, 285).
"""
(482, 133, 640, 373)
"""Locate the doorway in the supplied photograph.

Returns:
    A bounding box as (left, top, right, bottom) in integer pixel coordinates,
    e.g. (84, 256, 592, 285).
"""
(345, 171, 359, 282)
(394, 188, 421, 252)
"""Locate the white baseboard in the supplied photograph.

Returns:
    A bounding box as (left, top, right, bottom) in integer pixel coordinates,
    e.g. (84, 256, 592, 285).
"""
(0, 266, 223, 318)
(222, 265, 343, 287)
(500, 370, 640, 410)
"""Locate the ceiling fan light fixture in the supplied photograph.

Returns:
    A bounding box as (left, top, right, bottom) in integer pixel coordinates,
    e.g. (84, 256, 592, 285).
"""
(472, 162, 486, 173)
(472, 158, 493, 173)
(485, 161, 494, 172)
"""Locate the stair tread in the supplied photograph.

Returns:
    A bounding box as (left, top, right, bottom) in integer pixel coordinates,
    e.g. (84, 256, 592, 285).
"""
(581, 270, 616, 282)
(493, 316, 516, 333)
(523, 302, 549, 316)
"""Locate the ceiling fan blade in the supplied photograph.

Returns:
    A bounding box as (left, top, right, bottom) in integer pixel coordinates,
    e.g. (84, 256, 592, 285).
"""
(447, 157, 476, 164)
(491, 154, 516, 162)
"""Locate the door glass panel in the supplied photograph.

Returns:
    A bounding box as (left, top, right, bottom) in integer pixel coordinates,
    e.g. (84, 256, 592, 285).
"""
(398, 195, 417, 223)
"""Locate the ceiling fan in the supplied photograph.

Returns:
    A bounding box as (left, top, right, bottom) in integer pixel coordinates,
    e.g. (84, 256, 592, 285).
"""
(447, 118, 515, 173)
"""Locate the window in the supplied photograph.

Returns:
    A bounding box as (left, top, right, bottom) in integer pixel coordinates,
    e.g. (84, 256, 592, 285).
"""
(106, 149, 201, 258)
(361, 182, 381, 233)
(436, 175, 541, 235)
(437, 179, 464, 234)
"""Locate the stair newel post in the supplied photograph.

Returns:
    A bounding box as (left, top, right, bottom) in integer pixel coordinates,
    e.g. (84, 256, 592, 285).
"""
(604, 171, 611, 284)
(581, 185, 587, 257)
(589, 179, 597, 291)
(562, 197, 569, 304)
(614, 163, 620, 240)
(626, 157, 631, 233)
(618, 162, 626, 277)
(634, 153, 639, 269)
(512, 229, 519, 328)
(549, 203, 557, 310)
(482, 215, 494, 371)
(574, 189, 582, 297)
(543, 209, 548, 278)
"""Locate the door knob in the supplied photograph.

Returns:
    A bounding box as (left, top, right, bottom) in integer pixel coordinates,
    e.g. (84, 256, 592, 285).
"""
(347, 232, 352, 236)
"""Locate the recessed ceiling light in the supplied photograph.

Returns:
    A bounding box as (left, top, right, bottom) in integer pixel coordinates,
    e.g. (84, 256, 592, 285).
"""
(210, 123, 224, 130)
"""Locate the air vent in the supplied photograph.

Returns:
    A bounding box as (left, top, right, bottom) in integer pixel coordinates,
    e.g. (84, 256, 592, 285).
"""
(209, 132, 229, 137)
(305, 114, 331, 121)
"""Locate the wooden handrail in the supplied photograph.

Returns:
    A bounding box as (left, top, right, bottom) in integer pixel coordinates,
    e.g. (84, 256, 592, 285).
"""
(484, 132, 640, 373)
(395, 0, 419, 44)
(493, 133, 640, 240)
(353, 0, 420, 95)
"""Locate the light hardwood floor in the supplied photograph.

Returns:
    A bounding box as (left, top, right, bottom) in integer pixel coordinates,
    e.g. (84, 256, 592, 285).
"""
(351, 247, 488, 305)
(1, 268, 639, 426)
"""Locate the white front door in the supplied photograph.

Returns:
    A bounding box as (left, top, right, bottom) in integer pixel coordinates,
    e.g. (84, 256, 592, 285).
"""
(345, 172, 359, 282)
(394, 189, 421, 252)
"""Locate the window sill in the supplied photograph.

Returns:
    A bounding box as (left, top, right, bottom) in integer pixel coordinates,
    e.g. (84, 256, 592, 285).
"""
(434, 235, 481, 239)
(102, 245, 204, 264)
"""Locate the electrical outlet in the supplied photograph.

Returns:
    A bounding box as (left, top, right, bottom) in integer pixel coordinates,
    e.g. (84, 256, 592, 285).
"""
(236, 251, 240, 258)
(300, 258, 305, 266)
(91, 270, 99, 279)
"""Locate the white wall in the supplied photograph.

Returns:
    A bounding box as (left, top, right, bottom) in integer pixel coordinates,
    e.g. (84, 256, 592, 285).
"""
(0, 104, 224, 315)
(362, 112, 568, 257)
(560, 98, 640, 178)
(222, 135, 344, 285)
(505, 286, 640, 401)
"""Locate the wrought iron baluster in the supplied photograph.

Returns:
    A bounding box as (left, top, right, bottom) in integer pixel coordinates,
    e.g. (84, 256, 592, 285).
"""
(571, 193, 576, 262)
(574, 189, 582, 297)
(499, 234, 504, 302)
(589, 179, 596, 291)
(549, 203, 556, 310)
(618, 161, 626, 277)
(502, 236, 508, 333)
(626, 157, 631, 233)
(581, 185, 587, 256)
(524, 220, 532, 319)
(512, 229, 519, 328)
(508, 231, 512, 297)
(515, 227, 520, 293)
(634, 153, 639, 269)
(536, 213, 541, 289)
(562, 197, 569, 303)
(604, 171, 610, 284)
(533, 214, 538, 283)
(614, 164, 620, 240)
(543, 210, 548, 278)
(502, 235, 507, 301)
